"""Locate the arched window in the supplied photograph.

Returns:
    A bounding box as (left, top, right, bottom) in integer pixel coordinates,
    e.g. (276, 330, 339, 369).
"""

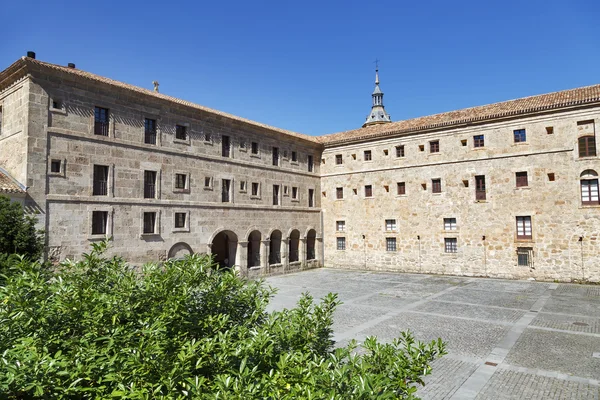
(580, 170, 599, 205)
(578, 136, 596, 158)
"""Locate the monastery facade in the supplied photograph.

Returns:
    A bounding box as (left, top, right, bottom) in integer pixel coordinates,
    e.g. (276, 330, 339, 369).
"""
(1, 53, 599, 282)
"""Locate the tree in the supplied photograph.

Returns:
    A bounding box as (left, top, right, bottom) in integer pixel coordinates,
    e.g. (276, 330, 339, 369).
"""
(0, 195, 43, 259)
(0, 241, 445, 399)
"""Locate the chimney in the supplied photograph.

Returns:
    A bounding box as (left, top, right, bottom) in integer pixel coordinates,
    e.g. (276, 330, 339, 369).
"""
(26, 51, 36, 59)
(67, 63, 76, 69)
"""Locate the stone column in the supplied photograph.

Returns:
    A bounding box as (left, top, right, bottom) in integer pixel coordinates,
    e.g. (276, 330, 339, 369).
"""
(299, 238, 307, 269)
(237, 241, 248, 277)
(316, 236, 323, 268)
(282, 238, 290, 273)
(261, 240, 270, 273)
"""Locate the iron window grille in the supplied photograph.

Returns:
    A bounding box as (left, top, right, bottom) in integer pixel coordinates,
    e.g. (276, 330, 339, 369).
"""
(94, 107, 109, 136)
(517, 247, 533, 267)
(144, 171, 157, 199)
(175, 124, 187, 140)
(513, 129, 526, 143)
(430, 141, 440, 153)
(337, 237, 346, 251)
(93, 165, 109, 196)
(444, 238, 458, 253)
(473, 135, 484, 148)
(364, 150, 372, 161)
(335, 154, 343, 165)
(144, 118, 157, 144)
(143, 212, 156, 234)
(396, 145, 405, 157)
(251, 142, 259, 154)
(475, 175, 486, 200)
(175, 174, 187, 190)
(174, 212, 186, 228)
(386, 238, 397, 252)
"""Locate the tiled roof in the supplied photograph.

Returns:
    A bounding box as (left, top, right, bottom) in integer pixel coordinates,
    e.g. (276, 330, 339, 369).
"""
(0, 168, 25, 194)
(6, 57, 320, 145)
(319, 84, 600, 145)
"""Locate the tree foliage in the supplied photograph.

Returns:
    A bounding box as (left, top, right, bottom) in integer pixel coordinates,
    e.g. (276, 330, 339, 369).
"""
(0, 241, 445, 399)
(0, 195, 44, 261)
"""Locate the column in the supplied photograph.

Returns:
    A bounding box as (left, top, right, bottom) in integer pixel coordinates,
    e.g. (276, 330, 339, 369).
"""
(282, 238, 290, 273)
(316, 236, 323, 268)
(299, 238, 307, 270)
(237, 241, 248, 277)
(261, 240, 270, 273)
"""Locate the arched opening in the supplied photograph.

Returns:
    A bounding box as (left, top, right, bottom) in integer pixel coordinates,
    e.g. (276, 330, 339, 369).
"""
(289, 229, 300, 262)
(580, 170, 599, 205)
(247, 230, 261, 268)
(168, 242, 193, 260)
(306, 229, 316, 261)
(269, 230, 282, 265)
(211, 230, 238, 269)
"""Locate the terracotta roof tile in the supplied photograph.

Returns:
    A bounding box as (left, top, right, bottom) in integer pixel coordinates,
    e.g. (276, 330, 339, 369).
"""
(319, 84, 600, 145)
(0, 169, 25, 194)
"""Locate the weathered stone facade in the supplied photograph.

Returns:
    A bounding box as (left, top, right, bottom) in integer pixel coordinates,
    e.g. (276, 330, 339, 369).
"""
(1, 54, 599, 281)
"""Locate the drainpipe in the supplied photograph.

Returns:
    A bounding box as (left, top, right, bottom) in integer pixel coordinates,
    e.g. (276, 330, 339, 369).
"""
(417, 235, 421, 273)
(482, 235, 487, 277)
(579, 236, 585, 281)
(320, 210, 325, 267)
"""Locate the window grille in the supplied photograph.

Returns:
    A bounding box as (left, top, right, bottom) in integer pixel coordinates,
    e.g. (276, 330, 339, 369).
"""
(517, 247, 533, 267)
(513, 129, 526, 143)
(144, 118, 157, 144)
(430, 141, 440, 153)
(473, 135, 484, 148)
(475, 175, 486, 200)
(143, 212, 156, 234)
(337, 237, 346, 250)
(144, 171, 156, 198)
(386, 238, 397, 252)
(93, 165, 109, 196)
(94, 107, 109, 136)
(445, 238, 458, 253)
(175, 124, 187, 140)
(396, 145, 405, 157)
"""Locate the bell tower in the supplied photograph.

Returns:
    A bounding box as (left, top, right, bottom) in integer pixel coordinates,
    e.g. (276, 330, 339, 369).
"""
(363, 63, 392, 127)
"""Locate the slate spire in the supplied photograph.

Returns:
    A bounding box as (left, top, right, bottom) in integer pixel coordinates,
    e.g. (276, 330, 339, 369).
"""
(363, 65, 392, 127)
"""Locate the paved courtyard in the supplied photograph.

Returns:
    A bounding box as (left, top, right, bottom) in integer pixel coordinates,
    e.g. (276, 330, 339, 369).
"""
(265, 268, 600, 400)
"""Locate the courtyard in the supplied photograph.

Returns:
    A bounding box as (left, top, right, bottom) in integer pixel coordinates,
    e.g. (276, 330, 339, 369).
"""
(265, 269, 600, 400)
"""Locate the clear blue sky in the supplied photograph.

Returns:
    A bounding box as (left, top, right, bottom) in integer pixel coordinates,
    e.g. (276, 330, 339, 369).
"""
(1, 0, 598, 136)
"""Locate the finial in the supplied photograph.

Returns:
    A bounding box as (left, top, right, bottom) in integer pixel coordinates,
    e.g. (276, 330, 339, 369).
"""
(374, 58, 380, 85)
(152, 81, 160, 93)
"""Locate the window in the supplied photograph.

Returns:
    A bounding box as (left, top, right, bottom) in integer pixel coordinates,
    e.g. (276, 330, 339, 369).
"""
(283, 185, 289, 196)
(222, 135, 231, 157)
(444, 218, 457, 230)
(94, 107, 109, 136)
(251, 182, 260, 197)
(396, 145, 405, 157)
(93, 165, 109, 196)
(546, 127, 554, 135)
(337, 237, 346, 251)
(445, 238, 457, 253)
(517, 247, 533, 267)
(578, 136, 596, 157)
(272, 147, 279, 166)
(580, 170, 599, 205)
(364, 150, 372, 161)
(308, 189, 314, 207)
(144, 118, 157, 145)
(289, 151, 296, 162)
(144, 171, 157, 198)
(204, 131, 212, 143)
(143, 212, 157, 234)
(174, 212, 187, 229)
(222, 179, 231, 203)
(239, 141, 246, 150)
(386, 238, 397, 252)
(240, 180, 247, 192)
(397, 182, 406, 195)
(432, 179, 441, 194)
(336, 220, 345, 232)
(204, 177, 212, 189)
(91, 211, 108, 235)
(513, 129, 526, 143)
(385, 219, 396, 231)
(175, 173, 187, 190)
(430, 141, 440, 153)
(251, 142, 259, 155)
(50, 159, 62, 173)
(548, 173, 556, 181)
(292, 186, 298, 200)
(336, 187, 344, 199)
(273, 184, 280, 205)
(516, 216, 532, 240)
(365, 185, 373, 197)
(335, 154, 343, 165)
(308, 155, 314, 172)
(175, 124, 187, 141)
(475, 175, 486, 200)
(516, 171, 528, 187)
(473, 135, 484, 148)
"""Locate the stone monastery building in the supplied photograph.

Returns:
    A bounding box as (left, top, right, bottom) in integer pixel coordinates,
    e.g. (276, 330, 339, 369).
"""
(0, 52, 599, 282)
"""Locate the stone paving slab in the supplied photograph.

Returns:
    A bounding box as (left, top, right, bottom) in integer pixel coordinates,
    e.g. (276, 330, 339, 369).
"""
(412, 300, 526, 324)
(419, 357, 479, 400)
(434, 287, 540, 310)
(531, 313, 600, 335)
(542, 295, 600, 318)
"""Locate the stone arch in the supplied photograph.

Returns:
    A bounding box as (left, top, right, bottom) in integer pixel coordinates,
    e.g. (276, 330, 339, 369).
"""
(247, 230, 261, 268)
(289, 229, 300, 262)
(580, 169, 598, 178)
(306, 229, 317, 261)
(304, 226, 317, 238)
(243, 225, 261, 243)
(210, 230, 238, 269)
(269, 229, 282, 265)
(168, 242, 193, 260)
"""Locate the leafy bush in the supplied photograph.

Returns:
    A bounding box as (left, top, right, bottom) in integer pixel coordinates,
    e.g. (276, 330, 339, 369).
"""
(0, 241, 445, 399)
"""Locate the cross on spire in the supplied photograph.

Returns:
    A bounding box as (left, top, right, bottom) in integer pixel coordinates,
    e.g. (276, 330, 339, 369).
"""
(374, 58, 380, 70)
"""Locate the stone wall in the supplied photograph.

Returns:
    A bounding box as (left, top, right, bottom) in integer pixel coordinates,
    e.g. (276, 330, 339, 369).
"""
(0, 79, 30, 185)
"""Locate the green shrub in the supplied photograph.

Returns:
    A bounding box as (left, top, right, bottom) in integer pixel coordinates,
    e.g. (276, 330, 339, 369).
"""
(0, 241, 445, 399)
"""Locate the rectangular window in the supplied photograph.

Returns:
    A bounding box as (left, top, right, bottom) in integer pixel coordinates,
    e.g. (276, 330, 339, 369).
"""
(385, 219, 396, 231)
(308, 189, 314, 207)
(175, 124, 187, 140)
(473, 135, 484, 148)
(386, 238, 397, 252)
(204, 177, 212, 189)
(283, 185, 289, 196)
(251, 182, 260, 197)
(365, 185, 373, 197)
(174, 212, 186, 229)
(251, 142, 259, 155)
(336, 187, 344, 199)
(475, 175, 486, 200)
(581, 178, 599, 205)
(364, 150, 372, 161)
(222, 135, 231, 157)
(94, 107, 109, 136)
(93, 165, 109, 196)
(222, 179, 231, 203)
(517, 247, 533, 267)
(308, 155, 314, 172)
(336, 220, 345, 232)
(396, 145, 405, 157)
(513, 129, 526, 143)
(144, 118, 157, 145)
(175, 173, 187, 190)
(516, 216, 532, 240)
(335, 154, 343, 165)
(273, 184, 280, 205)
(50, 159, 62, 173)
(430, 140, 440, 153)
(143, 212, 157, 234)
(240, 180, 247, 192)
(291, 151, 297, 162)
(292, 186, 298, 200)
(516, 171, 528, 187)
(239, 141, 246, 150)
(272, 147, 279, 166)
(432, 179, 441, 193)
(91, 211, 108, 235)
(444, 218, 457, 230)
(144, 171, 157, 199)
(204, 131, 212, 142)
(337, 237, 346, 251)
(397, 182, 405, 195)
(445, 238, 458, 253)
(578, 136, 596, 157)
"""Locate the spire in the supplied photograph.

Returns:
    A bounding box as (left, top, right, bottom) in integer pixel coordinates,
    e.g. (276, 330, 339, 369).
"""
(363, 62, 392, 128)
